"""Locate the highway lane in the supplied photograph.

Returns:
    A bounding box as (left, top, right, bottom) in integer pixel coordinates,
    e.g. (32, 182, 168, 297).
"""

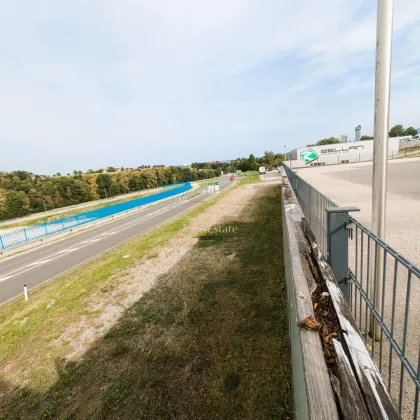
(0, 175, 233, 305)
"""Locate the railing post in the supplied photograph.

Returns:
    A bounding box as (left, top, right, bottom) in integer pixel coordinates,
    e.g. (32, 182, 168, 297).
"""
(0, 234, 4, 250)
(326, 207, 360, 301)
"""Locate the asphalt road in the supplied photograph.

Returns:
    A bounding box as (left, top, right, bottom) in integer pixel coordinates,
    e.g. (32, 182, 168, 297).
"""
(260, 169, 281, 181)
(0, 175, 233, 305)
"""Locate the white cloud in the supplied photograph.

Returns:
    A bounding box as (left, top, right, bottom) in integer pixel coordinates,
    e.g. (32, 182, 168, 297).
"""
(0, 0, 419, 173)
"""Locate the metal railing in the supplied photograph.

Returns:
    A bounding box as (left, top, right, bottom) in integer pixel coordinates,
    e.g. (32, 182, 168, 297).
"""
(283, 164, 337, 255)
(398, 145, 420, 158)
(0, 183, 192, 251)
(283, 164, 420, 420)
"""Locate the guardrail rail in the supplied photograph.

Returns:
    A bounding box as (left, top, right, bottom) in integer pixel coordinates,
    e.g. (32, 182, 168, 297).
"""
(0, 183, 192, 251)
(283, 163, 419, 420)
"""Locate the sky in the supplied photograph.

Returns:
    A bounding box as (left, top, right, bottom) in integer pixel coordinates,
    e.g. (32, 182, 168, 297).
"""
(0, 0, 419, 174)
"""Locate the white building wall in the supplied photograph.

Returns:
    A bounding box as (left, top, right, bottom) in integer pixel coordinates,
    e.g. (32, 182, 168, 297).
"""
(287, 138, 400, 168)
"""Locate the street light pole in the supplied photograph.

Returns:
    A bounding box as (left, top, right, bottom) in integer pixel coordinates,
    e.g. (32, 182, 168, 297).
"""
(284, 146, 287, 166)
(370, 0, 394, 340)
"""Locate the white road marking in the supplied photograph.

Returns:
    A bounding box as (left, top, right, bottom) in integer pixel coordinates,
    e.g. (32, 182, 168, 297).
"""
(56, 248, 80, 254)
(27, 259, 53, 267)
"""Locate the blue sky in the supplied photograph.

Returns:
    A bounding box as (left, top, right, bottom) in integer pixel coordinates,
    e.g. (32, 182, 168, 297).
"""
(1, 0, 419, 174)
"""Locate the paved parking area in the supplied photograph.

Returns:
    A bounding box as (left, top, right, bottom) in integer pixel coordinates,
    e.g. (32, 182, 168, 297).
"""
(295, 157, 420, 266)
(295, 158, 420, 419)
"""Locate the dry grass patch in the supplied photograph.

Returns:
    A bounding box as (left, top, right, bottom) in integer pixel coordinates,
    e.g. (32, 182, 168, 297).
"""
(0, 179, 291, 419)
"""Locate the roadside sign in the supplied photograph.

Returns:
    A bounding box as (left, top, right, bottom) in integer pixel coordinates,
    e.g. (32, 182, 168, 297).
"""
(208, 181, 220, 194)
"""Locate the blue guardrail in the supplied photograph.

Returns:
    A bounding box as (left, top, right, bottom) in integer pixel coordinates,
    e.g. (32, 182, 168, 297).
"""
(0, 182, 192, 250)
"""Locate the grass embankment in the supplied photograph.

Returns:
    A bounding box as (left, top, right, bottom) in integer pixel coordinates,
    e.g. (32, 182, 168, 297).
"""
(0, 195, 218, 368)
(0, 174, 291, 419)
(239, 171, 260, 184)
(186, 192, 203, 200)
(0, 191, 159, 231)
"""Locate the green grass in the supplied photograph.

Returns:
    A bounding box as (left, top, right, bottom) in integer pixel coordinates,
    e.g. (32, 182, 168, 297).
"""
(0, 172, 290, 419)
(0, 172, 258, 360)
(186, 192, 203, 200)
(237, 171, 261, 184)
(0, 196, 221, 368)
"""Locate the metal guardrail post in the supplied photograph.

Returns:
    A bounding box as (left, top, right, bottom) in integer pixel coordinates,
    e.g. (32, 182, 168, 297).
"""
(326, 207, 360, 301)
(0, 235, 4, 250)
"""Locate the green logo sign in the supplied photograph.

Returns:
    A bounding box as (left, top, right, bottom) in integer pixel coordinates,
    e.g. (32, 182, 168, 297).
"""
(301, 148, 319, 163)
(208, 181, 219, 185)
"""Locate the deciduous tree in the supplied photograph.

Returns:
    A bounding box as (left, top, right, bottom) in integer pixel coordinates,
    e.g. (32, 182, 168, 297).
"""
(389, 124, 404, 137)
(404, 127, 418, 136)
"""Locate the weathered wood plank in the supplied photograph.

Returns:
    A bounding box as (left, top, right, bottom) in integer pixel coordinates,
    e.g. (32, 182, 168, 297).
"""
(302, 219, 400, 419)
(332, 338, 371, 419)
(282, 175, 339, 420)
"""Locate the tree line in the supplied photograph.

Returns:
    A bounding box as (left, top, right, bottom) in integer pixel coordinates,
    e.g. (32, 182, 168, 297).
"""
(192, 151, 284, 173)
(306, 124, 418, 147)
(0, 150, 287, 221)
(389, 124, 418, 137)
(0, 167, 219, 221)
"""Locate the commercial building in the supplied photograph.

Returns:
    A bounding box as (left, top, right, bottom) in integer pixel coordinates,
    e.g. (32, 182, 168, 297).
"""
(285, 137, 401, 168)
